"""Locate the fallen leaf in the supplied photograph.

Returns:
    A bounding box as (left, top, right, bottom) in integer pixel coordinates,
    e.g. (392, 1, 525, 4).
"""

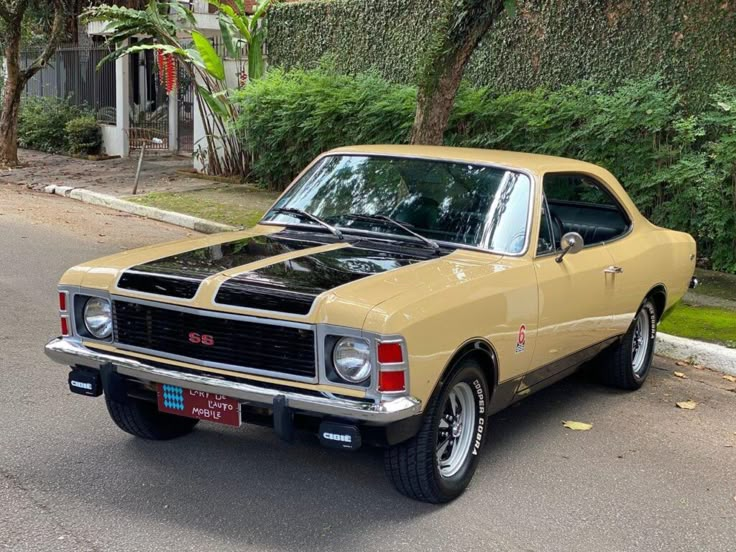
(676, 400, 698, 410)
(563, 420, 592, 431)
(723, 375, 736, 383)
(675, 361, 688, 367)
(694, 365, 705, 370)
(673, 371, 688, 379)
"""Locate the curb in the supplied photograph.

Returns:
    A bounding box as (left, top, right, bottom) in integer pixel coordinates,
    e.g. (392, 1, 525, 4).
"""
(43, 185, 238, 234)
(656, 333, 736, 375)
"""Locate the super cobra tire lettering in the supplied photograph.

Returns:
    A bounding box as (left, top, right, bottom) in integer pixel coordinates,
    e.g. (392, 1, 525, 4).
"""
(472, 378, 485, 456)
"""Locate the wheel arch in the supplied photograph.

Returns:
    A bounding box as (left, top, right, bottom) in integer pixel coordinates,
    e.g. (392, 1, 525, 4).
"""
(645, 283, 668, 321)
(429, 338, 499, 403)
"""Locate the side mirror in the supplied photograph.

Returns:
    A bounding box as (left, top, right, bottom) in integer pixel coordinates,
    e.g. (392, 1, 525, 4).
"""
(555, 232, 584, 263)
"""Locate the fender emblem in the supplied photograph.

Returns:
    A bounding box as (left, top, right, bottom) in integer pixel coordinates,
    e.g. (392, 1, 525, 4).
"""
(515, 324, 526, 354)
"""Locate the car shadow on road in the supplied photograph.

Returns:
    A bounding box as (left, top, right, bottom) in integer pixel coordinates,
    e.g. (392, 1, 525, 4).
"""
(43, 369, 626, 549)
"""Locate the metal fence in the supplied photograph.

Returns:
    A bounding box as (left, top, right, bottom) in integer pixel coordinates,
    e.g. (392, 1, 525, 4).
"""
(128, 45, 169, 150)
(21, 43, 116, 122)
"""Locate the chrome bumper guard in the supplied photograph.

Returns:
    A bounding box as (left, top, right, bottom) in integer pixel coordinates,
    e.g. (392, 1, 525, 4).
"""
(44, 338, 421, 424)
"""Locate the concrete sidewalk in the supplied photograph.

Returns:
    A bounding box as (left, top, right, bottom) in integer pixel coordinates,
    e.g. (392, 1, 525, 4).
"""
(0, 148, 210, 197)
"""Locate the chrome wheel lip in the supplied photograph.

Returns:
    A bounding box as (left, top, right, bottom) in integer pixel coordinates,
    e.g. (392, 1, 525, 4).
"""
(436, 382, 476, 478)
(632, 309, 651, 377)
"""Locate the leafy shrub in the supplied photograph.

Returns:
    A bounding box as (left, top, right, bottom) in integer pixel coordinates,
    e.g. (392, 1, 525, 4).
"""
(234, 68, 736, 272)
(17, 97, 83, 154)
(65, 115, 102, 155)
(232, 65, 416, 188)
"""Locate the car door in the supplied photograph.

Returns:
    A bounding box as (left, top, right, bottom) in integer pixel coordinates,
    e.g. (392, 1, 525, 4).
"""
(554, 172, 638, 337)
(526, 174, 628, 387)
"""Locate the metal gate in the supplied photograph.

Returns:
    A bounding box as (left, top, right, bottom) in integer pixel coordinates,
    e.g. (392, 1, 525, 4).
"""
(128, 44, 169, 150)
(177, 61, 194, 154)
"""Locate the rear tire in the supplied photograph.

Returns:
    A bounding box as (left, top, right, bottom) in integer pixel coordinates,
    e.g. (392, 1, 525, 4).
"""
(384, 358, 489, 503)
(105, 394, 198, 440)
(600, 299, 657, 390)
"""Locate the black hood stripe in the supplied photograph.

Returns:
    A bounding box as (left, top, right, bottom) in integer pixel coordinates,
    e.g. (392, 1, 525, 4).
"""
(215, 246, 432, 315)
(117, 233, 326, 299)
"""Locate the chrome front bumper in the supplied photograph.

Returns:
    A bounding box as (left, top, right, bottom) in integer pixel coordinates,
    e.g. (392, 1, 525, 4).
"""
(44, 338, 421, 424)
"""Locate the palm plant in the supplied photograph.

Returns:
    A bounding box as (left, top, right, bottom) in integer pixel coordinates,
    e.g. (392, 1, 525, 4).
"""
(210, 0, 273, 81)
(83, 0, 276, 176)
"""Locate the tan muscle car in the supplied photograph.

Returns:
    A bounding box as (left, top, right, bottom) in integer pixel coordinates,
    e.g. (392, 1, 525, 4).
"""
(45, 146, 697, 503)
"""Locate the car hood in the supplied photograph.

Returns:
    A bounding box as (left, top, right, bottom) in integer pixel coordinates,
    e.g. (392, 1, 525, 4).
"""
(61, 226, 502, 330)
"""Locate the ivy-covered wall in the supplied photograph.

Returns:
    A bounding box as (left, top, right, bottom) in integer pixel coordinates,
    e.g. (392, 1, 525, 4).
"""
(268, 0, 736, 104)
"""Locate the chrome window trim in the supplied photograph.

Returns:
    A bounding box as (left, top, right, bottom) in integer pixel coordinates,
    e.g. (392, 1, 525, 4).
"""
(535, 171, 636, 259)
(260, 152, 536, 258)
(535, 194, 557, 257)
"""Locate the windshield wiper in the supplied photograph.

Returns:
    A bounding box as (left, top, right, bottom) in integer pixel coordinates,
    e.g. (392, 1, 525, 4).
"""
(273, 207, 344, 240)
(347, 213, 441, 252)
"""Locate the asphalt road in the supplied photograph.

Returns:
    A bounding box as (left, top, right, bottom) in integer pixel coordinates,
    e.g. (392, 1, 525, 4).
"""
(1, 186, 735, 552)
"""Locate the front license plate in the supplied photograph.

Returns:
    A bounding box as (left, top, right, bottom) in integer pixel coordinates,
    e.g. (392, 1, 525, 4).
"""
(157, 384, 241, 427)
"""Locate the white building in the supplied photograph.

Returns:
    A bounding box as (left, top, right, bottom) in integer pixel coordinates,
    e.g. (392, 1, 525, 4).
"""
(86, 0, 247, 170)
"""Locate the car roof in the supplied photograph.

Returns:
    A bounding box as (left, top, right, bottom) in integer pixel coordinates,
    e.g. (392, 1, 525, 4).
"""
(328, 145, 604, 174)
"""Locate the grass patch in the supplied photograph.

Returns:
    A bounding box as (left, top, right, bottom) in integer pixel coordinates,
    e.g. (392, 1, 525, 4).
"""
(128, 184, 280, 229)
(660, 303, 736, 348)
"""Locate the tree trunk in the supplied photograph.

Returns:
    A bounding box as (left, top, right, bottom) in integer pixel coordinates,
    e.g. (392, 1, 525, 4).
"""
(410, 42, 479, 146)
(0, 29, 25, 167)
(0, 0, 67, 166)
(410, 0, 506, 145)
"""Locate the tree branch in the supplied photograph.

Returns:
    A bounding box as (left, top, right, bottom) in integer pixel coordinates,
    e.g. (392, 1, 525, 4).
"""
(20, 0, 69, 83)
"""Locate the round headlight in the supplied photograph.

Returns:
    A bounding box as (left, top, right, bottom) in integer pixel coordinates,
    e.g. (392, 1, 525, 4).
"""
(84, 297, 112, 339)
(333, 337, 371, 383)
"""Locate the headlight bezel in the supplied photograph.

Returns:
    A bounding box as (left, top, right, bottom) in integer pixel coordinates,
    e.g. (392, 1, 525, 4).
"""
(82, 296, 113, 340)
(331, 336, 372, 384)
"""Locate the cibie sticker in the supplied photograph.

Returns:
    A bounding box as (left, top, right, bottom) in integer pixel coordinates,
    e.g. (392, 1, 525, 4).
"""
(515, 324, 526, 353)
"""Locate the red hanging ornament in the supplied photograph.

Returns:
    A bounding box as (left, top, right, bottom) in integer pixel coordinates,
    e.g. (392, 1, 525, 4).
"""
(164, 54, 177, 94)
(156, 50, 166, 86)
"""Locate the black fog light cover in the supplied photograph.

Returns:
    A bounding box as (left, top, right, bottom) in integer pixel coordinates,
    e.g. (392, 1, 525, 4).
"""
(319, 421, 362, 451)
(68, 369, 102, 397)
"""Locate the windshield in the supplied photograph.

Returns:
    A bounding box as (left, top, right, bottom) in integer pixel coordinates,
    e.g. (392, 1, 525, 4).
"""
(262, 155, 532, 253)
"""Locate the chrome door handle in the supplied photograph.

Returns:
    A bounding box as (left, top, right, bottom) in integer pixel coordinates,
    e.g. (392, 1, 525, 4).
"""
(604, 266, 624, 274)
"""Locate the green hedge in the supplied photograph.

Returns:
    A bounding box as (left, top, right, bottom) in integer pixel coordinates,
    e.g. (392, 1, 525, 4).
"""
(232, 65, 416, 186)
(268, 0, 736, 106)
(234, 68, 736, 272)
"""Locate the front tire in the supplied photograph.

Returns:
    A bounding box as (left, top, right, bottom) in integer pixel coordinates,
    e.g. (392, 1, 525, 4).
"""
(105, 394, 199, 440)
(600, 299, 658, 390)
(384, 358, 489, 503)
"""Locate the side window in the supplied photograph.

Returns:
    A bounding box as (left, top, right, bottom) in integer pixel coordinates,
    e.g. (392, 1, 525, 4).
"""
(537, 196, 556, 255)
(543, 173, 630, 247)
